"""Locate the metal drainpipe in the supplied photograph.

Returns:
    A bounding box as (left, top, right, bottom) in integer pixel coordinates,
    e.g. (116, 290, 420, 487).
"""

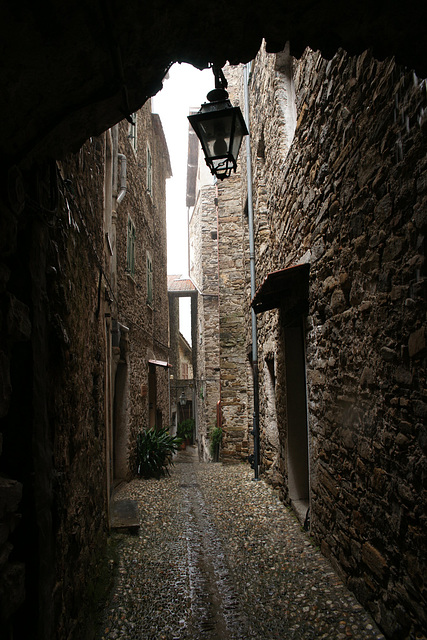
(243, 63, 260, 480)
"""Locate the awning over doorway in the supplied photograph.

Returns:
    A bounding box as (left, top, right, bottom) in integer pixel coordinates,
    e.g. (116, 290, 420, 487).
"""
(148, 359, 172, 368)
(251, 263, 310, 316)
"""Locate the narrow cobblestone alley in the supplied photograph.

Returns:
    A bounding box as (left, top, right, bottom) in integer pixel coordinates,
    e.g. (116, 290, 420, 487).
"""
(99, 448, 385, 640)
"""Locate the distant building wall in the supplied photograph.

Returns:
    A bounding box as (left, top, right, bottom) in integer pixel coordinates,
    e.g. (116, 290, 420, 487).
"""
(114, 103, 171, 466)
(189, 65, 252, 463)
(217, 168, 251, 462)
(190, 181, 221, 460)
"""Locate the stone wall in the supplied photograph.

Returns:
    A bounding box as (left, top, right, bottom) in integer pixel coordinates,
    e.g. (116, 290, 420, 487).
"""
(0, 139, 109, 639)
(0, 101, 171, 638)
(53, 143, 109, 640)
(189, 92, 252, 462)
(190, 183, 220, 459)
(114, 104, 171, 470)
(217, 164, 251, 462)
(187, 64, 252, 464)
(246, 43, 427, 638)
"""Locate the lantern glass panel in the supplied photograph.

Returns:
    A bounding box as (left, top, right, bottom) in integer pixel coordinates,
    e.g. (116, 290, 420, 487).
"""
(230, 112, 247, 159)
(197, 113, 233, 160)
(188, 99, 248, 179)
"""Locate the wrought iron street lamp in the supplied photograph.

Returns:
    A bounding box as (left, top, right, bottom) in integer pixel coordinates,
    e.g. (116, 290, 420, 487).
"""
(188, 65, 249, 180)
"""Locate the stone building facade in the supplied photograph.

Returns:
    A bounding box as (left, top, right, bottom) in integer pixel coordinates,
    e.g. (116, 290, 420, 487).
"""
(188, 94, 252, 462)
(168, 275, 197, 435)
(233, 43, 427, 639)
(178, 332, 193, 380)
(111, 105, 171, 480)
(188, 163, 221, 460)
(0, 102, 170, 638)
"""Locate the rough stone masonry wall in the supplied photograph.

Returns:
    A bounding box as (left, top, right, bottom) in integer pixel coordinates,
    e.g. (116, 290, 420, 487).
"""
(53, 142, 108, 640)
(190, 183, 220, 460)
(1, 139, 108, 639)
(150, 112, 171, 424)
(240, 46, 297, 485)
(215, 64, 251, 463)
(188, 65, 251, 463)
(217, 171, 251, 462)
(248, 46, 427, 639)
(115, 105, 170, 470)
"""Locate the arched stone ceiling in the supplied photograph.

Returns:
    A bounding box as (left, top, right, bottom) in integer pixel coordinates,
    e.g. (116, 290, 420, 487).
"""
(1, 0, 426, 165)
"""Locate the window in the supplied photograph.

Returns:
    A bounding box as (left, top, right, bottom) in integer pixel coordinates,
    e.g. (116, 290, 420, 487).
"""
(146, 252, 153, 306)
(126, 216, 136, 277)
(128, 113, 137, 151)
(146, 145, 152, 195)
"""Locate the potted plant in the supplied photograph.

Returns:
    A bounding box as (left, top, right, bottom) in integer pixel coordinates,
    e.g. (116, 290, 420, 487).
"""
(177, 418, 194, 447)
(136, 427, 181, 478)
(209, 425, 222, 462)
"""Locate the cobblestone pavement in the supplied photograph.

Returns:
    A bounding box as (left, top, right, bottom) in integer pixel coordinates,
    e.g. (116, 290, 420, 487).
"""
(99, 447, 385, 640)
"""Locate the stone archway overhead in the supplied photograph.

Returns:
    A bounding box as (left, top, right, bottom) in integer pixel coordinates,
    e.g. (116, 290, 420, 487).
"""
(2, 0, 426, 164)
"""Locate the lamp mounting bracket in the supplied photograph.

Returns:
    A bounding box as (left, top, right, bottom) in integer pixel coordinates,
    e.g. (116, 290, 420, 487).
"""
(212, 65, 228, 91)
(207, 65, 229, 103)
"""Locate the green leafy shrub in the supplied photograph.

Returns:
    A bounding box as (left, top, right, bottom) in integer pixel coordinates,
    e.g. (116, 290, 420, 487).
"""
(136, 427, 181, 478)
(177, 418, 194, 441)
(210, 426, 222, 459)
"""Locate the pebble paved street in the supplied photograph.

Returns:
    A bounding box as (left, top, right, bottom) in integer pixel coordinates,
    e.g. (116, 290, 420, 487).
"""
(99, 447, 385, 640)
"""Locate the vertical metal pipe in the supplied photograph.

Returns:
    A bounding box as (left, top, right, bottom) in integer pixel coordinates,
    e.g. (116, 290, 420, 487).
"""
(243, 63, 260, 480)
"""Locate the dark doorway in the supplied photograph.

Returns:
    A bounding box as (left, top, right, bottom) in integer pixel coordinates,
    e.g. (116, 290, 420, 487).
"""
(284, 318, 310, 523)
(148, 364, 157, 429)
(113, 361, 129, 481)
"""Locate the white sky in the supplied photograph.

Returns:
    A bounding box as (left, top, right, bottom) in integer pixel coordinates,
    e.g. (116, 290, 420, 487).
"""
(152, 63, 214, 343)
(152, 62, 213, 276)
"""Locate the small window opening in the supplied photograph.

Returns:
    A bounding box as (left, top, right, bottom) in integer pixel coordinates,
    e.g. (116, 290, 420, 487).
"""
(257, 132, 266, 160)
